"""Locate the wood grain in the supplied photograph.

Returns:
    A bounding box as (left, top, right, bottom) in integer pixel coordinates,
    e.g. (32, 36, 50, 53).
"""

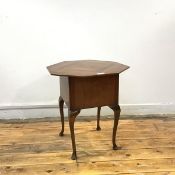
(47, 60, 129, 77)
(69, 75, 118, 110)
(0, 117, 175, 175)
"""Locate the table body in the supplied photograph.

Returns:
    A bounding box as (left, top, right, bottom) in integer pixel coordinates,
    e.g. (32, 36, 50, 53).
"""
(60, 74, 119, 110)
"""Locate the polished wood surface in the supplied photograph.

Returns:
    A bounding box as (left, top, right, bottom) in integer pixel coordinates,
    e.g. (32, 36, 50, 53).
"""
(69, 74, 119, 110)
(47, 60, 129, 77)
(47, 60, 129, 160)
(59, 74, 120, 159)
(60, 74, 119, 110)
(60, 76, 70, 107)
(0, 117, 175, 174)
(96, 107, 101, 131)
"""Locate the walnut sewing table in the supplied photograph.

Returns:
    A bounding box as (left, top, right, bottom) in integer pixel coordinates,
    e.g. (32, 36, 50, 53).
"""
(47, 60, 129, 160)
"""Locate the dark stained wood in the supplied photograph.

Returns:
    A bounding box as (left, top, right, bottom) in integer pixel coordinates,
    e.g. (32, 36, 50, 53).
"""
(47, 60, 129, 160)
(110, 105, 121, 150)
(69, 74, 119, 110)
(96, 107, 101, 131)
(68, 109, 81, 160)
(47, 60, 129, 77)
(60, 76, 70, 107)
(58, 96, 64, 136)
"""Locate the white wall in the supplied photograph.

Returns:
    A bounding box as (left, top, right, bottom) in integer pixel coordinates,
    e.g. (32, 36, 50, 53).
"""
(0, 0, 175, 119)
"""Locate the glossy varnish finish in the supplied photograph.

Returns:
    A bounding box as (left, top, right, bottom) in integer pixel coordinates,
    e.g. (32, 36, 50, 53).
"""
(47, 60, 129, 160)
(47, 60, 129, 77)
(60, 75, 119, 110)
(60, 77, 70, 107)
(69, 74, 119, 110)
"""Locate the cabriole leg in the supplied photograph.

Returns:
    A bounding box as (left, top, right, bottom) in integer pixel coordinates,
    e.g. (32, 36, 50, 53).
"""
(59, 96, 64, 136)
(96, 107, 101, 131)
(68, 109, 80, 160)
(109, 105, 121, 150)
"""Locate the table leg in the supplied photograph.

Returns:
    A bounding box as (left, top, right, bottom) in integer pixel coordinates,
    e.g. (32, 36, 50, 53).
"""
(68, 109, 80, 160)
(59, 96, 64, 136)
(96, 107, 101, 131)
(109, 105, 121, 150)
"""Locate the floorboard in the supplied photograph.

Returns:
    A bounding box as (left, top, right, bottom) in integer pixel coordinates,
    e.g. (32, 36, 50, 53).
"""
(0, 117, 175, 175)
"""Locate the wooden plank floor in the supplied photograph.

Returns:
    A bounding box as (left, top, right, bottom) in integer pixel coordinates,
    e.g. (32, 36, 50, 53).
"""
(0, 116, 175, 175)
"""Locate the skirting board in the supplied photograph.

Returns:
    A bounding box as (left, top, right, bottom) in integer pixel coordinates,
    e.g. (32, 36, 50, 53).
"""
(0, 104, 175, 119)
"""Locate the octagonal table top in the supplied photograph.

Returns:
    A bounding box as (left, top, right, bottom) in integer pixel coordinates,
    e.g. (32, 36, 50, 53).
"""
(47, 60, 129, 77)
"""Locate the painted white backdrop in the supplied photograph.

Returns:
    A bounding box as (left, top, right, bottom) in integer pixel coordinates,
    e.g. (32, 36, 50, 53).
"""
(0, 0, 175, 119)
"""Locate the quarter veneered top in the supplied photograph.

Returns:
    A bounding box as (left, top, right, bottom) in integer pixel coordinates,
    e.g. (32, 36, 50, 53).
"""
(47, 60, 129, 77)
